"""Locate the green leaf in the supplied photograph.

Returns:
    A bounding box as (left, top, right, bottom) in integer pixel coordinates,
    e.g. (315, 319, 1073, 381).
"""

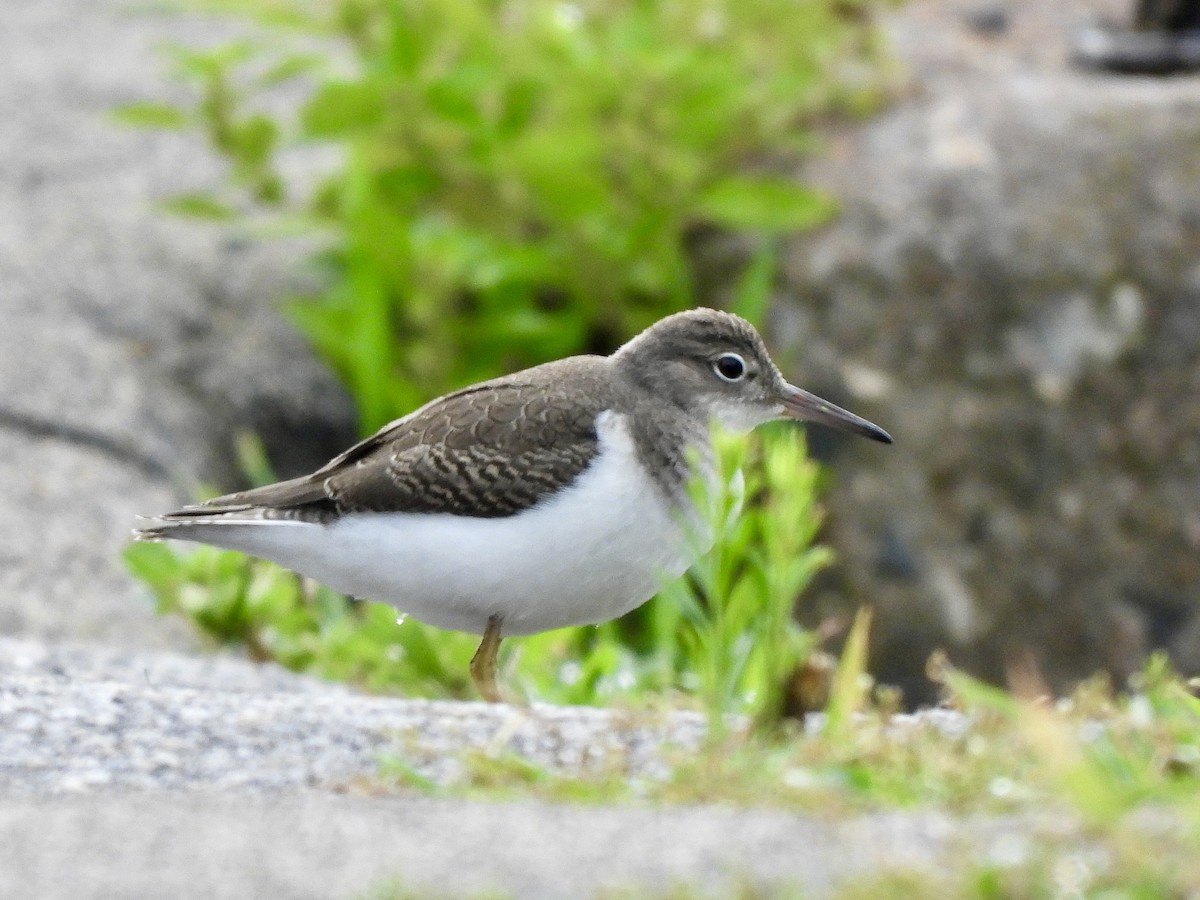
(697, 177, 837, 233)
(111, 102, 190, 130)
(166, 40, 258, 80)
(301, 81, 386, 136)
(824, 606, 873, 737)
(160, 192, 238, 220)
(729, 240, 777, 328)
(232, 114, 278, 168)
(257, 52, 325, 87)
(122, 542, 181, 594)
(233, 430, 276, 487)
(506, 126, 609, 222)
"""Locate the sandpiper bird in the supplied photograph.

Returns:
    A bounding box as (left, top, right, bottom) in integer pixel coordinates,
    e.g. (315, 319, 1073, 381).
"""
(136, 308, 891, 701)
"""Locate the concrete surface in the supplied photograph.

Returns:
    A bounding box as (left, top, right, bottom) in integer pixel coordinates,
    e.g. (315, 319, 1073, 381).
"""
(0, 790, 999, 900)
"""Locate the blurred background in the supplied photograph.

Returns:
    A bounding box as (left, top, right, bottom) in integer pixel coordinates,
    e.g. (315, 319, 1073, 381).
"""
(4, 0, 1200, 708)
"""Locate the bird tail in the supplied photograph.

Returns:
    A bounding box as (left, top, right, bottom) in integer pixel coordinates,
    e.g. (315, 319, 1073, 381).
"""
(132, 507, 315, 544)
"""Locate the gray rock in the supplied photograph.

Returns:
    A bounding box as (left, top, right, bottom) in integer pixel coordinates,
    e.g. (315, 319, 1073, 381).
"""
(0, 0, 355, 646)
(772, 0, 1200, 701)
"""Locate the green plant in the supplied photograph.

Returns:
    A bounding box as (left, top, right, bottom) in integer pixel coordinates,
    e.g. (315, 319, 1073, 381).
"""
(657, 423, 832, 728)
(116, 0, 887, 431)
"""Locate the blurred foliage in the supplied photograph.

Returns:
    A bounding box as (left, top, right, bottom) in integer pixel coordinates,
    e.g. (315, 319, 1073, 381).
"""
(125, 423, 832, 719)
(117, 0, 890, 431)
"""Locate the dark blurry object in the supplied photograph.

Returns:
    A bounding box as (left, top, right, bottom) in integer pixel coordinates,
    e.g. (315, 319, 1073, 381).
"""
(1136, 0, 1200, 31)
(778, 615, 852, 718)
(963, 5, 1010, 37)
(780, 650, 837, 718)
(874, 525, 920, 581)
(1074, 0, 1200, 73)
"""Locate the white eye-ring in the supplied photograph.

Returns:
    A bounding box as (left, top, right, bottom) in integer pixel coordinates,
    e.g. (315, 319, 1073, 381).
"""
(713, 352, 746, 383)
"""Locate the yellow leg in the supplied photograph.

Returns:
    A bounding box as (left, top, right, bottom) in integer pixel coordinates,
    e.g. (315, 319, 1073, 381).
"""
(470, 614, 504, 703)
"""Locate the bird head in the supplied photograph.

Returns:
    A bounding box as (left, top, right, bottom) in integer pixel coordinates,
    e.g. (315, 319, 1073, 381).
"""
(614, 308, 892, 443)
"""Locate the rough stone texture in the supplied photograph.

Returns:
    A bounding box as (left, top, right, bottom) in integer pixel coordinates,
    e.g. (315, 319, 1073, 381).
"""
(770, 0, 1200, 702)
(0, 0, 355, 646)
(0, 791, 1019, 900)
(0, 637, 1045, 899)
(0, 637, 708, 794)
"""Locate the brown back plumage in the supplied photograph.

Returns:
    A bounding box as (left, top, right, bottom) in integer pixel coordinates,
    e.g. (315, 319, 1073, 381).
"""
(141, 308, 784, 532)
(158, 357, 621, 524)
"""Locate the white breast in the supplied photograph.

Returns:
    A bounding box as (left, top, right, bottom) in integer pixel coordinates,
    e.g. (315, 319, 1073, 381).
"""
(215, 411, 692, 636)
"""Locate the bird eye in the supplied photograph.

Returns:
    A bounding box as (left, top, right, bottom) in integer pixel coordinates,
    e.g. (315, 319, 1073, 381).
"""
(713, 352, 746, 383)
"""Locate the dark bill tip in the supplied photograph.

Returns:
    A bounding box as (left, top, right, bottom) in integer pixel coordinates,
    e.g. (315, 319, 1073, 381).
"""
(779, 384, 893, 444)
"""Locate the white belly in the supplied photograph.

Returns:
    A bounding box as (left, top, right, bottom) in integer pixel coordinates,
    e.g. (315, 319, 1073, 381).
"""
(207, 412, 692, 636)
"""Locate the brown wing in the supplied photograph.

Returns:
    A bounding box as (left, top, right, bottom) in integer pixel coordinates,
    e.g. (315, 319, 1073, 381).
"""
(187, 358, 614, 521)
